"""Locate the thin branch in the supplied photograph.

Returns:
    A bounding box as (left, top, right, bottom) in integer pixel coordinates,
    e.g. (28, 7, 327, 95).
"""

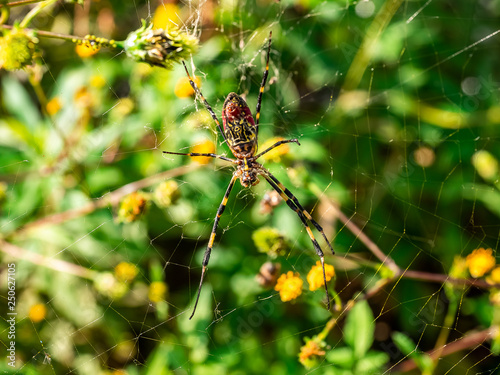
(313, 189, 500, 290)
(2, 23, 86, 42)
(392, 327, 498, 373)
(341, 0, 404, 92)
(0, 0, 42, 8)
(310, 184, 400, 274)
(19, 0, 58, 28)
(14, 164, 200, 236)
(0, 240, 96, 279)
(317, 278, 393, 341)
(402, 269, 499, 290)
(1, 24, 119, 47)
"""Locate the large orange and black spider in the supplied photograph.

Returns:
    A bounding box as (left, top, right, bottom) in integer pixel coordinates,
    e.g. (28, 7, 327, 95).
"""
(164, 32, 334, 319)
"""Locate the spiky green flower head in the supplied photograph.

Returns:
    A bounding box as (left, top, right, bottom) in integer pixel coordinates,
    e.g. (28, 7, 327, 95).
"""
(123, 20, 198, 69)
(0, 25, 38, 71)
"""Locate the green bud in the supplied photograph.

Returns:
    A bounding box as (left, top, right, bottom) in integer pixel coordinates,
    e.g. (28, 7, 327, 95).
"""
(154, 180, 180, 208)
(252, 227, 288, 258)
(123, 20, 198, 69)
(94, 272, 128, 299)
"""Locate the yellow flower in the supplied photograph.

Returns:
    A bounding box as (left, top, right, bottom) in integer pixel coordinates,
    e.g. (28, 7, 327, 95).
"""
(46, 97, 62, 116)
(90, 75, 106, 88)
(486, 266, 500, 285)
(153, 3, 182, 29)
(299, 338, 326, 369)
(189, 139, 216, 164)
(74, 86, 94, 109)
(148, 281, 168, 303)
(115, 262, 139, 283)
(259, 137, 290, 163)
(466, 248, 496, 278)
(274, 271, 303, 302)
(175, 76, 201, 98)
(490, 290, 500, 306)
(117, 192, 148, 223)
(75, 43, 100, 58)
(307, 261, 335, 291)
(154, 180, 180, 207)
(471, 150, 499, 182)
(29, 303, 47, 322)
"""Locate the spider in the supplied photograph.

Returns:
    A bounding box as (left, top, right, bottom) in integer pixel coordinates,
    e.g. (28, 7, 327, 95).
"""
(164, 32, 335, 319)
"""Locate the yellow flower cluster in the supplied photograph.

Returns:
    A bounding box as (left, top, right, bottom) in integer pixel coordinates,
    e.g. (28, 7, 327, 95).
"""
(148, 281, 168, 303)
(46, 97, 62, 116)
(29, 303, 47, 323)
(115, 262, 139, 283)
(307, 261, 335, 291)
(118, 192, 148, 223)
(175, 76, 201, 98)
(274, 261, 336, 303)
(299, 338, 326, 369)
(466, 248, 496, 278)
(259, 137, 290, 163)
(154, 180, 180, 207)
(189, 139, 216, 164)
(275, 271, 303, 302)
(488, 267, 500, 284)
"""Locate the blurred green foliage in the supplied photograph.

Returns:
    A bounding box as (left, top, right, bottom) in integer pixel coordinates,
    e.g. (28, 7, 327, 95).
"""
(1, 0, 500, 374)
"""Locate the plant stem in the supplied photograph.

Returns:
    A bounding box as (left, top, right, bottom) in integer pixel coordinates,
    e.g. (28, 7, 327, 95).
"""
(0, 0, 43, 8)
(2, 23, 86, 42)
(0, 239, 97, 279)
(12, 164, 200, 236)
(0, 6, 8, 25)
(341, 0, 404, 92)
(393, 327, 499, 373)
(430, 299, 459, 373)
(311, 188, 500, 290)
(310, 183, 400, 274)
(20, 0, 58, 28)
(317, 278, 392, 341)
(403, 269, 498, 290)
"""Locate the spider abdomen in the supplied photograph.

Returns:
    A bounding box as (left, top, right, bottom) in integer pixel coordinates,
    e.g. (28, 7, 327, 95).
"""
(222, 92, 258, 158)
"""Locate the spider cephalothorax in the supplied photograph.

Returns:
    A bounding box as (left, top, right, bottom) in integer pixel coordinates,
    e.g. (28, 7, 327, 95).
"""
(164, 31, 335, 319)
(237, 159, 261, 187)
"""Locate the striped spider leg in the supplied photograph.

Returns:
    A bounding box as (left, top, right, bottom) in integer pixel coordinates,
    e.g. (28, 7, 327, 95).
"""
(163, 31, 334, 319)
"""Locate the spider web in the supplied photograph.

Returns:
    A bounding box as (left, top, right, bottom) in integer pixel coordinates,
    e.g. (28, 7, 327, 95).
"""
(1, 0, 500, 374)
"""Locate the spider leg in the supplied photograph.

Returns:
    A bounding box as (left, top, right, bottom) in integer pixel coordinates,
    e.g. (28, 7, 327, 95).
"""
(182, 61, 227, 143)
(190, 173, 239, 319)
(261, 172, 332, 310)
(253, 138, 300, 160)
(163, 151, 237, 164)
(266, 171, 335, 256)
(255, 31, 272, 134)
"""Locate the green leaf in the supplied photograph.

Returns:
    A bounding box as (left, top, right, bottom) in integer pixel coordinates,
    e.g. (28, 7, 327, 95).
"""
(344, 299, 375, 359)
(354, 351, 390, 373)
(392, 331, 433, 372)
(1, 76, 41, 129)
(326, 346, 355, 368)
(490, 324, 500, 355)
(144, 342, 171, 375)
